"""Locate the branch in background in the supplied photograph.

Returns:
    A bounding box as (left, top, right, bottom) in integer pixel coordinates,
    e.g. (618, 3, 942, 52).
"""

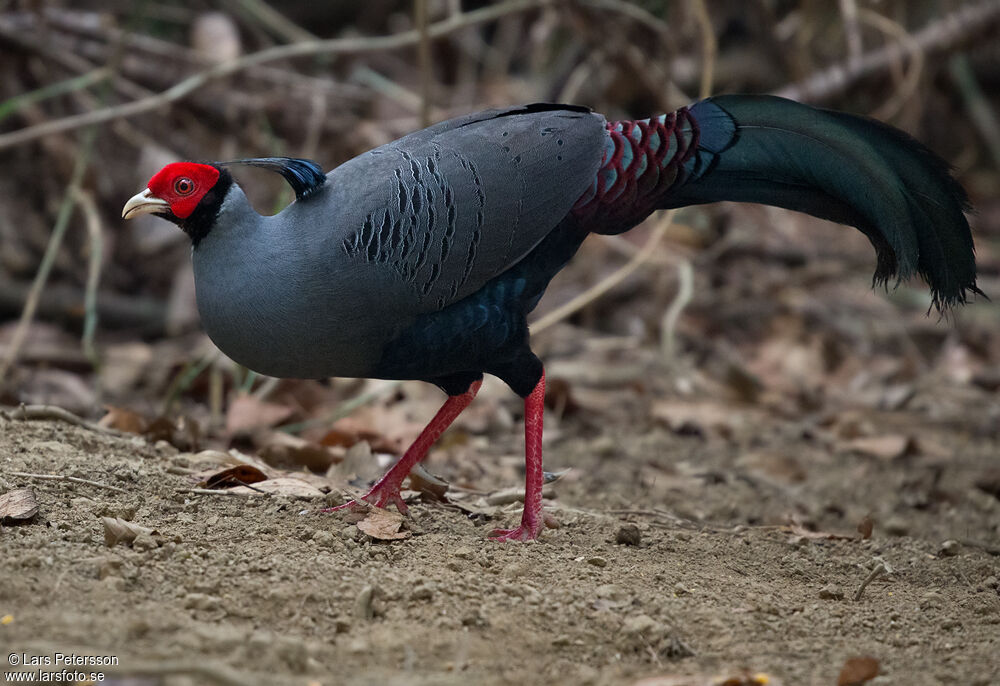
(0, 126, 98, 385)
(949, 54, 1000, 170)
(575, 0, 675, 49)
(416, 0, 432, 128)
(0, 67, 110, 123)
(530, 211, 677, 334)
(775, 0, 1000, 103)
(5, 11, 367, 101)
(0, 0, 710, 152)
(72, 189, 104, 371)
(0, 276, 167, 335)
(0, 0, 546, 151)
(222, 0, 315, 43)
(838, 0, 863, 63)
(689, 0, 716, 100)
(660, 259, 693, 362)
(858, 8, 924, 121)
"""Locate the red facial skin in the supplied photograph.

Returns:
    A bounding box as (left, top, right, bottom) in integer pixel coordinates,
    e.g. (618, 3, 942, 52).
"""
(147, 163, 220, 219)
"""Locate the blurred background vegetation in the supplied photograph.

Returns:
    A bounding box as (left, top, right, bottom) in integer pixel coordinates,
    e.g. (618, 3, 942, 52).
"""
(0, 0, 997, 444)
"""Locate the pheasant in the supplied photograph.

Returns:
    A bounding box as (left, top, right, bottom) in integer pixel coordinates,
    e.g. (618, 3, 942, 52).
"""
(123, 95, 980, 541)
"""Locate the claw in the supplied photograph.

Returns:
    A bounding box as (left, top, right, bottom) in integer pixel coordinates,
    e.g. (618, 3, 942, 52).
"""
(321, 483, 409, 515)
(488, 521, 542, 542)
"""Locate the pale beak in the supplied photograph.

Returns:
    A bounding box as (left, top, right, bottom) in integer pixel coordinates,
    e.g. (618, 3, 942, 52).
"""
(121, 188, 170, 219)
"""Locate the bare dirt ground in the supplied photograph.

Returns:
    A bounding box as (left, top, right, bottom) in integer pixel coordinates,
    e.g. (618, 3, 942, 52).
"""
(3, 4, 1000, 685)
(2, 338, 998, 686)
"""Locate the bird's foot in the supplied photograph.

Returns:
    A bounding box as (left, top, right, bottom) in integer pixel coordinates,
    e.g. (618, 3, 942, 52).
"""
(487, 510, 559, 542)
(321, 483, 409, 515)
(487, 524, 539, 542)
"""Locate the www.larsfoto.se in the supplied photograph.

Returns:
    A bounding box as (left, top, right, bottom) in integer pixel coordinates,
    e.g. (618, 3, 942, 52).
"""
(5, 669, 106, 682)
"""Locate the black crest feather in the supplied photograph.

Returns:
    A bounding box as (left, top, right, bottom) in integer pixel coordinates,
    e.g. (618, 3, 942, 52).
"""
(221, 157, 327, 200)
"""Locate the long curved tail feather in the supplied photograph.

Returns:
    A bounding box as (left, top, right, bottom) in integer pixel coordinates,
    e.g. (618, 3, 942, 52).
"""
(665, 95, 980, 308)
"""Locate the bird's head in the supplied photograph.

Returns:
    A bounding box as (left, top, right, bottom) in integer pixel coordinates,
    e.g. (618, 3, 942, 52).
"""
(122, 162, 233, 244)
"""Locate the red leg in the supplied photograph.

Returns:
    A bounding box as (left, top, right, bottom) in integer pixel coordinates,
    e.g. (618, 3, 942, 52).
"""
(489, 370, 545, 542)
(323, 379, 482, 514)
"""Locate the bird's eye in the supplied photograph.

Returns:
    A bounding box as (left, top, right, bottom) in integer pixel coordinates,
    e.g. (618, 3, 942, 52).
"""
(174, 177, 194, 195)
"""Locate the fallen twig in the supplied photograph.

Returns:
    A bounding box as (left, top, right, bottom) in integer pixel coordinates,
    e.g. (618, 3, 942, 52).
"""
(7, 471, 128, 494)
(1, 404, 117, 435)
(176, 487, 263, 497)
(854, 560, 891, 601)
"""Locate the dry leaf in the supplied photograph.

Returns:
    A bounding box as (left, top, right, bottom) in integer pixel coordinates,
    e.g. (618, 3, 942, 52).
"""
(629, 677, 702, 686)
(448, 497, 500, 519)
(407, 463, 449, 501)
(198, 465, 268, 489)
(144, 415, 200, 451)
(258, 432, 342, 472)
(781, 522, 853, 542)
(0, 489, 39, 524)
(651, 400, 744, 438)
(545, 377, 580, 416)
(98, 406, 148, 434)
(320, 428, 361, 448)
(857, 515, 874, 540)
(736, 451, 807, 484)
(229, 477, 325, 498)
(843, 435, 916, 460)
(837, 656, 879, 685)
(102, 517, 157, 547)
(717, 674, 774, 686)
(190, 449, 244, 466)
(486, 484, 556, 506)
(974, 468, 1000, 500)
(225, 393, 294, 435)
(356, 507, 411, 540)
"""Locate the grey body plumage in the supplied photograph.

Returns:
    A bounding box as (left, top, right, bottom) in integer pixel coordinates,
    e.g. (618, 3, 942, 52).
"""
(193, 105, 605, 380)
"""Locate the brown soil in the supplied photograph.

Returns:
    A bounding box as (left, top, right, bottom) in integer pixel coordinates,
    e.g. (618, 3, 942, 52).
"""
(2, 367, 998, 686)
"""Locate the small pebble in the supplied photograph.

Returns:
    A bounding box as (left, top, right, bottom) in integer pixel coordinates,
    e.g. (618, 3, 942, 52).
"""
(595, 584, 625, 600)
(623, 614, 658, 636)
(884, 517, 909, 536)
(938, 539, 961, 557)
(461, 610, 489, 627)
(353, 585, 377, 620)
(615, 524, 641, 546)
(132, 532, 159, 552)
(819, 585, 844, 600)
(587, 556, 608, 568)
(347, 637, 369, 654)
(98, 559, 122, 580)
(183, 593, 221, 612)
(453, 546, 475, 560)
(411, 583, 434, 601)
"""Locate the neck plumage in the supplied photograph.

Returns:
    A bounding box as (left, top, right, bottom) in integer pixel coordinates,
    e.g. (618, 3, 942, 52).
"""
(180, 168, 234, 247)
